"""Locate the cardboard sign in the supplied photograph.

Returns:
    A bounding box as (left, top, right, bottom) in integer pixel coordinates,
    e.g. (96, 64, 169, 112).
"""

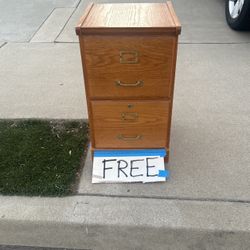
(92, 149, 169, 183)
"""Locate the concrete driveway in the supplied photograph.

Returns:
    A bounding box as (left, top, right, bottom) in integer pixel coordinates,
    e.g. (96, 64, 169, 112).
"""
(0, 0, 250, 249)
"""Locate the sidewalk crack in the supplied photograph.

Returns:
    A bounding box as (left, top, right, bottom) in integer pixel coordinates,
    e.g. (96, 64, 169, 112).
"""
(75, 193, 250, 204)
(54, 0, 82, 42)
(29, 8, 56, 42)
(0, 42, 7, 49)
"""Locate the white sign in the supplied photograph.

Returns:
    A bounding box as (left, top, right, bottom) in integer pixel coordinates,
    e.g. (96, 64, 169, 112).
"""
(92, 152, 168, 183)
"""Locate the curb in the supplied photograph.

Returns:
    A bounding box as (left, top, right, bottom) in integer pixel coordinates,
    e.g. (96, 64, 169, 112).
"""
(0, 195, 250, 250)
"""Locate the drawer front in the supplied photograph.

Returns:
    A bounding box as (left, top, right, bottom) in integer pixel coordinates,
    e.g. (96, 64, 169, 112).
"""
(91, 100, 170, 148)
(82, 35, 175, 98)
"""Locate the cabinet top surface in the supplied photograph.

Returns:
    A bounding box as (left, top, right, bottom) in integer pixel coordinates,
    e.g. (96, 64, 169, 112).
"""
(76, 2, 181, 35)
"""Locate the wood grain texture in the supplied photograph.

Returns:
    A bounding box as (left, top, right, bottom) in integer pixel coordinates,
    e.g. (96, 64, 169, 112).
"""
(76, 2, 181, 35)
(167, 1, 181, 34)
(83, 3, 175, 28)
(75, 2, 94, 35)
(94, 128, 169, 149)
(166, 36, 179, 151)
(91, 100, 170, 128)
(77, 2, 181, 162)
(91, 100, 170, 149)
(81, 35, 175, 99)
(78, 34, 96, 147)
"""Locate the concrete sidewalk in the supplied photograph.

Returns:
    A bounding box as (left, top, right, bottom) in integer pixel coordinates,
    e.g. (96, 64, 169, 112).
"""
(0, 0, 250, 249)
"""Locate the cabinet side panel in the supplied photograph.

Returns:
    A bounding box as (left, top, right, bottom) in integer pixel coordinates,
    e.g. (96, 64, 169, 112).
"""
(78, 36, 96, 147)
(167, 36, 179, 154)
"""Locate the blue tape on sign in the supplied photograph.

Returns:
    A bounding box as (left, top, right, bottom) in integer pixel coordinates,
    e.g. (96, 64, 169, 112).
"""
(94, 149, 166, 157)
(158, 170, 170, 178)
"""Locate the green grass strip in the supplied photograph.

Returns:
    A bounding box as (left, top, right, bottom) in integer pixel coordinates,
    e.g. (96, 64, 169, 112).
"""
(0, 120, 88, 196)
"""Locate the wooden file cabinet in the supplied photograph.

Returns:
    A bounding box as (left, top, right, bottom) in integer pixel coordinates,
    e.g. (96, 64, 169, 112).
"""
(76, 2, 181, 162)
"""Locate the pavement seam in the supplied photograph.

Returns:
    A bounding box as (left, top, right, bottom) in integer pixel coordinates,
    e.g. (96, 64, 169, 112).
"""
(48, 41, 250, 45)
(55, 41, 250, 44)
(28, 8, 56, 42)
(30, 7, 76, 43)
(54, 0, 82, 42)
(72, 0, 81, 8)
(180, 42, 250, 44)
(4, 41, 250, 45)
(0, 42, 7, 49)
(0, 246, 89, 250)
(75, 193, 250, 204)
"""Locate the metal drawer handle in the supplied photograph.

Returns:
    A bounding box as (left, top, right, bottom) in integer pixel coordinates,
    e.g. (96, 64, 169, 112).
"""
(121, 112, 138, 121)
(119, 50, 139, 64)
(115, 80, 143, 87)
(117, 134, 142, 141)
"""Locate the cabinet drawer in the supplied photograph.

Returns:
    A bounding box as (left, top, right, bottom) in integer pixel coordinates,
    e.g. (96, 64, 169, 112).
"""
(82, 35, 175, 98)
(94, 128, 168, 148)
(91, 100, 170, 148)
